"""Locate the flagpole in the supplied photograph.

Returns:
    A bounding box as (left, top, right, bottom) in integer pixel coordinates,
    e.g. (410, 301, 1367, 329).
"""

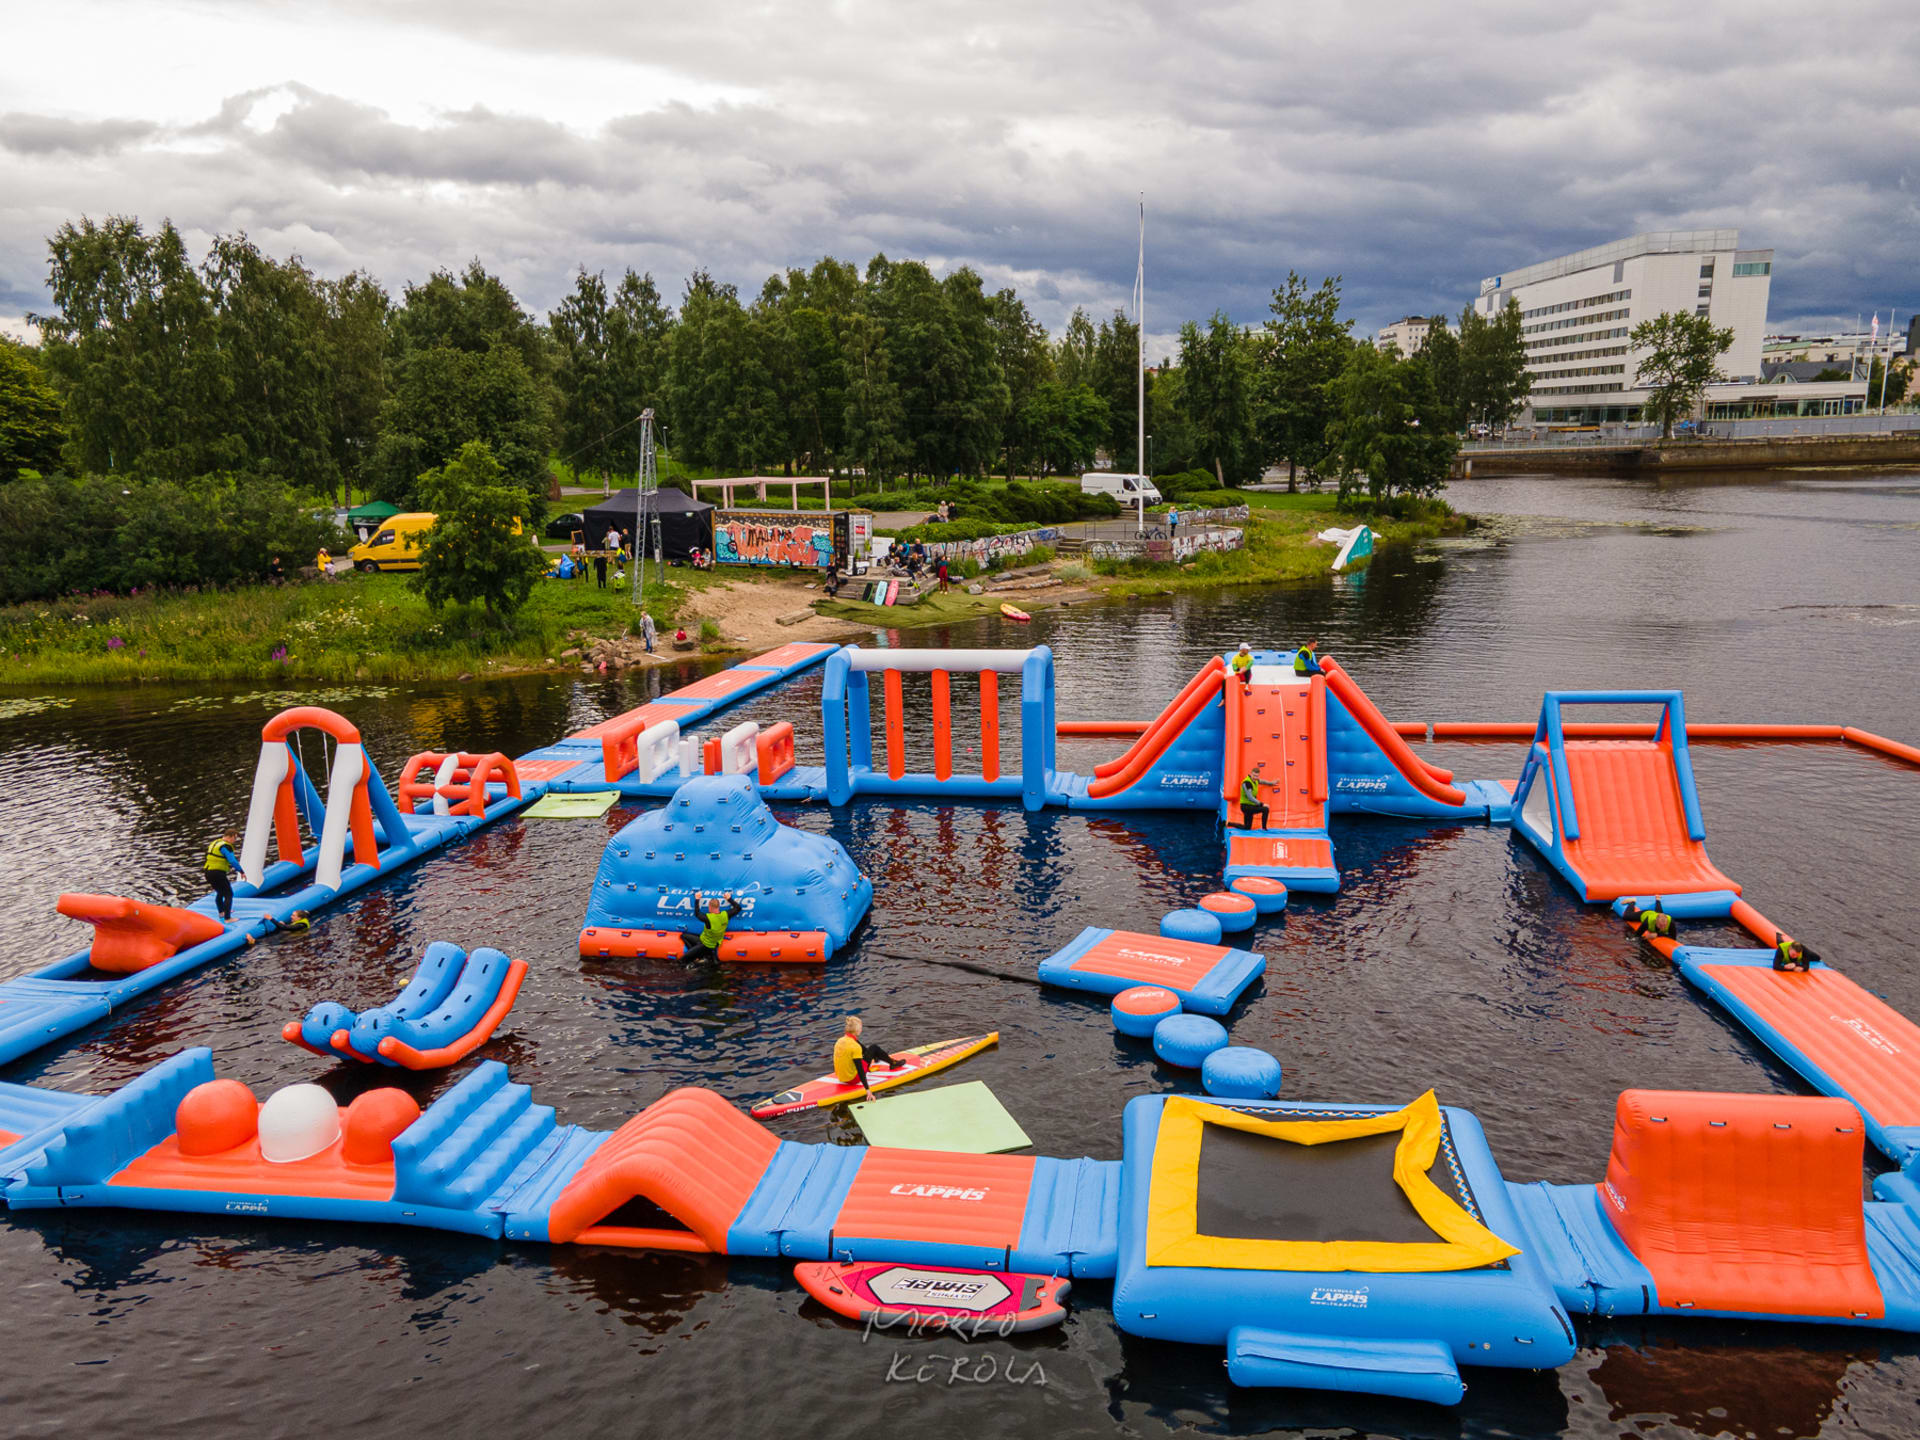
(1881, 310, 1897, 414)
(1135, 195, 1145, 535)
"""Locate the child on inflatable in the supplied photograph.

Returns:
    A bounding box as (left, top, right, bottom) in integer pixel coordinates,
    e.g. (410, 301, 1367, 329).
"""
(1231, 642, 1254, 692)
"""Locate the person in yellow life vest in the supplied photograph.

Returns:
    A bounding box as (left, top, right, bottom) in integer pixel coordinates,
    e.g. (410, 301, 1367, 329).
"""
(246, 910, 311, 947)
(832, 1016, 898, 1098)
(203, 831, 241, 922)
(1237, 762, 1274, 830)
(315, 546, 332, 578)
(1772, 932, 1818, 972)
(1231, 642, 1254, 692)
(683, 891, 739, 961)
(1292, 640, 1321, 677)
(1623, 898, 1677, 941)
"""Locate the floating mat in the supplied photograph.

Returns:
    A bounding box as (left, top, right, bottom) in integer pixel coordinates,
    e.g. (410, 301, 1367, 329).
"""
(851, 1081, 1032, 1154)
(521, 790, 621, 819)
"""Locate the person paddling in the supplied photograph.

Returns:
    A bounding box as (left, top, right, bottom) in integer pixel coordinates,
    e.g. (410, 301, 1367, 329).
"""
(833, 1016, 898, 1099)
(203, 831, 241, 922)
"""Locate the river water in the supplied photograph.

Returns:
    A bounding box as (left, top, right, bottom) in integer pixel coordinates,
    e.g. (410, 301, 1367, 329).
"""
(1, 470, 1916, 1439)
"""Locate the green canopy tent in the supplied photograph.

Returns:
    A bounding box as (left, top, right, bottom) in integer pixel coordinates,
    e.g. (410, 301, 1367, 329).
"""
(346, 501, 401, 542)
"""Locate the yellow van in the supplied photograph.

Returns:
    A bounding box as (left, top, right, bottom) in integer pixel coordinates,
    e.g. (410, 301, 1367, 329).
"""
(348, 513, 436, 572)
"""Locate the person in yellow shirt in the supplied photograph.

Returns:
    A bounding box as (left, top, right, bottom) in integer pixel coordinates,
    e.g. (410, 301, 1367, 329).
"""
(832, 1016, 897, 1097)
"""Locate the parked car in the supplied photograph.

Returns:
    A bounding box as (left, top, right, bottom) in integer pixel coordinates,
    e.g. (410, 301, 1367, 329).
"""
(1078, 472, 1162, 505)
(348, 513, 436, 572)
(546, 511, 585, 540)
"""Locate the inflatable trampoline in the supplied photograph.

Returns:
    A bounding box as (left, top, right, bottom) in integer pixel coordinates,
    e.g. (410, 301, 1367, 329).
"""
(1037, 926, 1265, 1016)
(1112, 1092, 1576, 1395)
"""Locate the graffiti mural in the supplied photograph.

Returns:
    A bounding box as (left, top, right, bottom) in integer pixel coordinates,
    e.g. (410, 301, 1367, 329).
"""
(712, 511, 850, 569)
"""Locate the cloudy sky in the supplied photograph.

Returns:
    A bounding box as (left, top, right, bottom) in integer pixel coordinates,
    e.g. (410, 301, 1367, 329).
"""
(2, 0, 1915, 352)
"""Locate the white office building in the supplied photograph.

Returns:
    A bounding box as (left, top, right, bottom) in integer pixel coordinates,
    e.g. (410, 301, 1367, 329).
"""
(1472, 230, 1865, 423)
(1375, 315, 1436, 354)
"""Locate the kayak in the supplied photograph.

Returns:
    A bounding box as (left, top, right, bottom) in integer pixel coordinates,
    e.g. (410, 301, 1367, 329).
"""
(796, 1260, 1070, 1335)
(999, 603, 1031, 622)
(749, 1032, 998, 1118)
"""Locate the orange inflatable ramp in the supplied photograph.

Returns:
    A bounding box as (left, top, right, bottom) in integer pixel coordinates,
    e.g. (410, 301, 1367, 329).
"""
(1553, 743, 1736, 901)
(57, 894, 226, 974)
(1599, 1090, 1883, 1319)
(1221, 671, 1325, 828)
(1674, 951, 1920, 1158)
(545, 1086, 779, 1250)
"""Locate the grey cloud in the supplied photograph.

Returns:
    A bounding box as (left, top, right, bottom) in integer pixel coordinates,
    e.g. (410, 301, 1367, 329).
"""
(2, 0, 1917, 340)
(0, 113, 155, 157)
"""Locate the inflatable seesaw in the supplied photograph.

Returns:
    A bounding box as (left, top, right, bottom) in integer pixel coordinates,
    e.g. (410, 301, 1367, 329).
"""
(284, 942, 527, 1069)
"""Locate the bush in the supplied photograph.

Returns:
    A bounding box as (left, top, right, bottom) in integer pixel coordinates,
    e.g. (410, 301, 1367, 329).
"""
(0, 470, 341, 604)
(847, 478, 1121, 526)
(413, 441, 548, 618)
(1056, 560, 1091, 582)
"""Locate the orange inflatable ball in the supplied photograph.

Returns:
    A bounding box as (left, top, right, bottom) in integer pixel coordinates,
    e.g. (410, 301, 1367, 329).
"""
(176, 1079, 260, 1156)
(341, 1089, 422, 1165)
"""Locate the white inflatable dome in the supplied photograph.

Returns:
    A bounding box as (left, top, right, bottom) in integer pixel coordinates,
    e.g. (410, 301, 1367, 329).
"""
(258, 1083, 342, 1163)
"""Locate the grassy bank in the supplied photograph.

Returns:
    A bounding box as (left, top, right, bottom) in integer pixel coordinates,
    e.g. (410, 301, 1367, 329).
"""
(1095, 492, 1463, 596)
(0, 570, 713, 685)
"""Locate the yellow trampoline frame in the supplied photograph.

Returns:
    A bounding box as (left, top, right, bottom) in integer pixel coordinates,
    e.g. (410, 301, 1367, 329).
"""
(1143, 1091, 1520, 1272)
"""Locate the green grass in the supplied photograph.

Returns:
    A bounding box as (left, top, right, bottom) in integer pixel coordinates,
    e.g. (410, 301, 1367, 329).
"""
(1096, 493, 1462, 594)
(0, 569, 719, 685)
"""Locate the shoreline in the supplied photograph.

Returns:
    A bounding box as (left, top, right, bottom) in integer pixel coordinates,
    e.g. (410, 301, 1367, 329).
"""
(0, 498, 1459, 687)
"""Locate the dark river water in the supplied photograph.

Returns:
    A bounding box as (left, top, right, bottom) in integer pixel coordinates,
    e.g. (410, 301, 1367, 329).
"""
(1, 470, 1917, 1439)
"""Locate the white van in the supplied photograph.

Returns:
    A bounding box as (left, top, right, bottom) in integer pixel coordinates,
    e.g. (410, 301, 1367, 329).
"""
(1079, 472, 1163, 505)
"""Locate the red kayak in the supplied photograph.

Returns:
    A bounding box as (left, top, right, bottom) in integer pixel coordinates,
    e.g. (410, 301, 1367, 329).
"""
(999, 603, 1031, 622)
(796, 1260, 1070, 1335)
(749, 1033, 997, 1118)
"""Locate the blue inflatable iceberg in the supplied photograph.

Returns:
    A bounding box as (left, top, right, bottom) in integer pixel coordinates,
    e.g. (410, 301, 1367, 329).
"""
(581, 775, 872, 956)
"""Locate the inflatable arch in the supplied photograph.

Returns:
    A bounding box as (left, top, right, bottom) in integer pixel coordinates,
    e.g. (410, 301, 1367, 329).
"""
(240, 707, 408, 892)
(396, 751, 521, 818)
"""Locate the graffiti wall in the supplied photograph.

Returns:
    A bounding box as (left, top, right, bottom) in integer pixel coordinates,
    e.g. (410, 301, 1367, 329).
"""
(1085, 527, 1246, 562)
(712, 511, 850, 569)
(922, 527, 1061, 566)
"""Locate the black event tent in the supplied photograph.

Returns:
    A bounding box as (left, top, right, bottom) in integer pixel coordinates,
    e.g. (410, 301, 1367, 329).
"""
(581, 488, 715, 562)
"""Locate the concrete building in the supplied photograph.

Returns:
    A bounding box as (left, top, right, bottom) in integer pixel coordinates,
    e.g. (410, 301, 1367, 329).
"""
(1473, 230, 1865, 423)
(1375, 315, 1437, 354)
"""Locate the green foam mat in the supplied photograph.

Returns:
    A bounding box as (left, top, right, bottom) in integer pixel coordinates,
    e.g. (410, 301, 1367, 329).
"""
(521, 790, 621, 819)
(850, 1081, 1031, 1154)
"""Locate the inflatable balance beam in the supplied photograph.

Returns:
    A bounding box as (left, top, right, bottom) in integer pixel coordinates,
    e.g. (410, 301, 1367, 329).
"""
(1037, 927, 1265, 1016)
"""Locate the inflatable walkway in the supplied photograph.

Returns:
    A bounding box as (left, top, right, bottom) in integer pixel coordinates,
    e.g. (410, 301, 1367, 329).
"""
(1512, 691, 1738, 904)
(522, 642, 838, 798)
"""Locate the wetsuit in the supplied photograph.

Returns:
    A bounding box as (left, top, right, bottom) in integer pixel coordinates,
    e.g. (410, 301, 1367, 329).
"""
(833, 1033, 898, 1089)
(262, 914, 311, 936)
(1238, 775, 1269, 830)
(204, 839, 240, 921)
(1773, 939, 1818, 972)
(1635, 908, 1677, 940)
(685, 898, 739, 960)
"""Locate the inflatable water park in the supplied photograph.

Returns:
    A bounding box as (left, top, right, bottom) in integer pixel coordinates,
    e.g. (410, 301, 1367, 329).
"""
(3, 638, 1919, 1406)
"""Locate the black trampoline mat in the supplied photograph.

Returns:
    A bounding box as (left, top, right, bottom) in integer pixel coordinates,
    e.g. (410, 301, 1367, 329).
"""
(1193, 1125, 1442, 1245)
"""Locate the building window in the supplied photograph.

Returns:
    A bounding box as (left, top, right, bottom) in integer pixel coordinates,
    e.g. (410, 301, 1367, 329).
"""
(1695, 303, 1711, 315)
(1700, 260, 1715, 278)
(1732, 261, 1771, 277)
(1698, 285, 1713, 298)
(1613, 260, 1625, 284)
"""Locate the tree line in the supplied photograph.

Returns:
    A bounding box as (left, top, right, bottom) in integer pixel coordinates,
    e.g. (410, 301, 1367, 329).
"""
(0, 214, 1550, 603)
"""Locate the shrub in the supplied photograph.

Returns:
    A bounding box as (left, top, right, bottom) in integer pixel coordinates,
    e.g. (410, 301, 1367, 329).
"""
(1056, 560, 1091, 582)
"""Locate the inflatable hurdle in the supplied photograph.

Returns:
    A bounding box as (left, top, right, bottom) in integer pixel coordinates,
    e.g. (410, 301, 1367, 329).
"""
(821, 646, 1058, 810)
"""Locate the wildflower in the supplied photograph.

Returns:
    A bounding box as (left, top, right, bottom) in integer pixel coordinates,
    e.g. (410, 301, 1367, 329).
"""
(107, 637, 126, 650)
(271, 645, 288, 663)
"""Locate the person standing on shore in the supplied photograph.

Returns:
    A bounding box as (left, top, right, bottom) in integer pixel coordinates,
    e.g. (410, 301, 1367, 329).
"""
(640, 610, 656, 654)
(593, 550, 609, 588)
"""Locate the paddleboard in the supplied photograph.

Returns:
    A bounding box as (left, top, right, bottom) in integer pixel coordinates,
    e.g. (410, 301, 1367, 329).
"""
(885, 579, 900, 605)
(999, 603, 1031, 622)
(796, 1260, 1069, 1335)
(749, 1032, 998, 1118)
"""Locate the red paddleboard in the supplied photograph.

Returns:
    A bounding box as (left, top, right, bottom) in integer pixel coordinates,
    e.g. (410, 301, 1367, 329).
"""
(885, 579, 901, 605)
(999, 603, 1030, 622)
(796, 1261, 1070, 1335)
(749, 1033, 997, 1118)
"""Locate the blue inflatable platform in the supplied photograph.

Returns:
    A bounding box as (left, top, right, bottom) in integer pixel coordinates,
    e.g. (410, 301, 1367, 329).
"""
(1037, 926, 1265, 1016)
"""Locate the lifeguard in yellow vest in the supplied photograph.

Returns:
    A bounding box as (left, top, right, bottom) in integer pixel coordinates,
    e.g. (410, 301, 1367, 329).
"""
(832, 1016, 898, 1098)
(1237, 762, 1276, 830)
